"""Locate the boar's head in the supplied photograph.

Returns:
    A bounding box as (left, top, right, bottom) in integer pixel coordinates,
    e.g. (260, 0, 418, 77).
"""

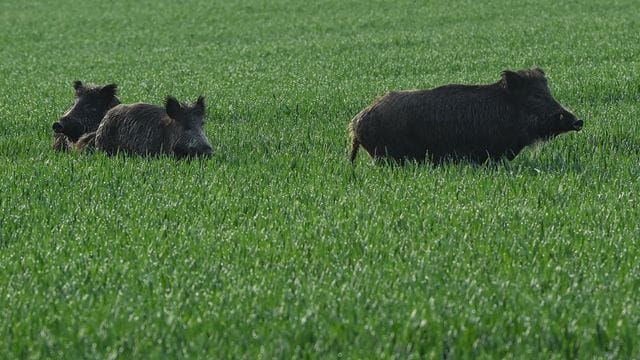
(165, 95, 213, 158)
(501, 68, 583, 138)
(52, 81, 120, 142)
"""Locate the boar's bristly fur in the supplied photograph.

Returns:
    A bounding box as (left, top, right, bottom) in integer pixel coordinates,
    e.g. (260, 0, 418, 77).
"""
(349, 68, 583, 164)
(94, 96, 213, 158)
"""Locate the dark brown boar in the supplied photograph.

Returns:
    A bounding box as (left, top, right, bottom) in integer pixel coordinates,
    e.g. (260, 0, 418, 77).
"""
(52, 81, 120, 151)
(349, 68, 583, 164)
(92, 96, 213, 158)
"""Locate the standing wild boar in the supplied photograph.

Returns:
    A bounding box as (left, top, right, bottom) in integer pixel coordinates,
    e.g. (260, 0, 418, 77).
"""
(349, 67, 583, 164)
(52, 81, 120, 151)
(91, 96, 213, 158)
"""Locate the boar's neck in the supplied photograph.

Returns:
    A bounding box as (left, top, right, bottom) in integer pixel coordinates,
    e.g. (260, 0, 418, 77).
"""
(508, 111, 548, 152)
(162, 120, 182, 153)
(530, 114, 562, 141)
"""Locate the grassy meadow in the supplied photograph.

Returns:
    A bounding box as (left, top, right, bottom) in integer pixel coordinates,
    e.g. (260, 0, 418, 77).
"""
(1, 0, 639, 357)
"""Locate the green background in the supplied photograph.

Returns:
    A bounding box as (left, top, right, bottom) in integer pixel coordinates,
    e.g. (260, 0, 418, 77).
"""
(1, 0, 639, 357)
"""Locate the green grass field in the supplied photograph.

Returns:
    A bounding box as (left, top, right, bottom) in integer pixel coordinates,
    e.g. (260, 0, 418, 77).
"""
(1, 0, 639, 358)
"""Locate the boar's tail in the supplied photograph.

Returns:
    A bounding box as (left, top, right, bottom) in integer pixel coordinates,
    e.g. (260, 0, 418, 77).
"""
(349, 136, 360, 163)
(348, 119, 360, 163)
(76, 131, 97, 152)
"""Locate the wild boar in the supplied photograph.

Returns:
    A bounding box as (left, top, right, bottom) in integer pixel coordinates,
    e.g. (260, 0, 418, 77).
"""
(52, 81, 119, 151)
(92, 96, 213, 158)
(349, 68, 583, 164)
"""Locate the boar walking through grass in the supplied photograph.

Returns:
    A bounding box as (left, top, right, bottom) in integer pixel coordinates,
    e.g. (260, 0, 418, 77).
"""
(81, 96, 213, 158)
(52, 81, 119, 151)
(349, 68, 583, 164)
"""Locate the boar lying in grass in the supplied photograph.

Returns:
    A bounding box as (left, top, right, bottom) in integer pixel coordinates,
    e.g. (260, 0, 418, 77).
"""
(52, 81, 119, 151)
(349, 67, 583, 164)
(78, 96, 212, 158)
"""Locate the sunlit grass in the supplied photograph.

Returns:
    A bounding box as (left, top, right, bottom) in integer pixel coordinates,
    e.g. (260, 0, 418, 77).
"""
(0, 0, 639, 357)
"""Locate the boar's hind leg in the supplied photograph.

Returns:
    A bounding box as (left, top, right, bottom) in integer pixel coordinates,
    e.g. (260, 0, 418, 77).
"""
(349, 136, 360, 163)
(384, 141, 426, 164)
(370, 145, 408, 164)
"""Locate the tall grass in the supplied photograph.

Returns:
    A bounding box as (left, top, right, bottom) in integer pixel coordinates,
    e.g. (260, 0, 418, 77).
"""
(0, 0, 639, 357)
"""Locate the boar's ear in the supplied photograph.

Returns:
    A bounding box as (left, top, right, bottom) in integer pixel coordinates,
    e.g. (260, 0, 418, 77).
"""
(194, 96, 205, 116)
(165, 96, 182, 119)
(73, 80, 84, 95)
(533, 67, 545, 76)
(100, 84, 118, 100)
(501, 70, 524, 92)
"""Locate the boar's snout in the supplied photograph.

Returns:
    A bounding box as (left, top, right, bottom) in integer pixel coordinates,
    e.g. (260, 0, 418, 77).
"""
(52, 122, 64, 133)
(52, 118, 86, 141)
(201, 145, 213, 157)
(573, 119, 584, 131)
(558, 109, 583, 132)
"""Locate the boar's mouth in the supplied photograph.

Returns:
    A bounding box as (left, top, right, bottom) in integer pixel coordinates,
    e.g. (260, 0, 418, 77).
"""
(174, 146, 213, 159)
(556, 112, 583, 132)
